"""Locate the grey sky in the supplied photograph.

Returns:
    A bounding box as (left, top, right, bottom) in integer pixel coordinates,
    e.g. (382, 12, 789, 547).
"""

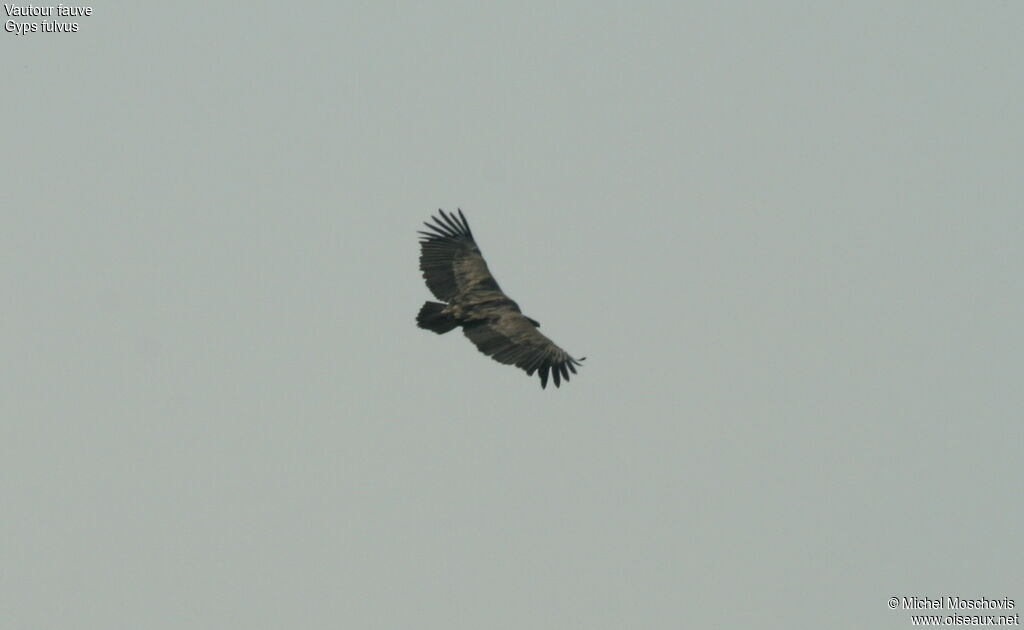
(3, 2, 1022, 628)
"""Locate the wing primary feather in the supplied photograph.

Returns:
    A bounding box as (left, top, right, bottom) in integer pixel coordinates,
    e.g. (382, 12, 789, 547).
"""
(432, 223, 457, 238)
(421, 222, 452, 238)
(435, 210, 453, 231)
(525, 354, 545, 372)
(552, 364, 561, 387)
(457, 209, 472, 236)
(426, 216, 456, 235)
(539, 363, 550, 389)
(438, 209, 461, 234)
(436, 210, 456, 231)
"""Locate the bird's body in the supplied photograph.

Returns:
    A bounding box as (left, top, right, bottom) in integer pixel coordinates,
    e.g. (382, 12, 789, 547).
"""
(416, 209, 584, 388)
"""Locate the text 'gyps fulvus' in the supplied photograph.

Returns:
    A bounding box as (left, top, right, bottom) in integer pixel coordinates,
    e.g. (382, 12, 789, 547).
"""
(416, 209, 585, 388)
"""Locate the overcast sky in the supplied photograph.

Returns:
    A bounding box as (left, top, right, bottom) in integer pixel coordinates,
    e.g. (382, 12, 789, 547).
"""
(3, 2, 1022, 629)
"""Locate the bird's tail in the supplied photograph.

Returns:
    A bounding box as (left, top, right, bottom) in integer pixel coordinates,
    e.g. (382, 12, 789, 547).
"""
(417, 301, 458, 334)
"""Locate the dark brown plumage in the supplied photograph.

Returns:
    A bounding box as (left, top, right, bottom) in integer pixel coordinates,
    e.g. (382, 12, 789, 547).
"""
(416, 209, 585, 388)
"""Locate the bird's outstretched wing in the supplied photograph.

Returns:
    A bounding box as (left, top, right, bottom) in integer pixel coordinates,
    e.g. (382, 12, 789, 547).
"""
(463, 316, 585, 389)
(418, 209, 500, 301)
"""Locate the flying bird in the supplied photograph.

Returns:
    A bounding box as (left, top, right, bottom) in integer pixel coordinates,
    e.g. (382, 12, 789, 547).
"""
(416, 209, 585, 388)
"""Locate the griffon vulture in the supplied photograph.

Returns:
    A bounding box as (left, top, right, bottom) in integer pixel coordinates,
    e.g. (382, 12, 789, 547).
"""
(416, 209, 585, 388)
